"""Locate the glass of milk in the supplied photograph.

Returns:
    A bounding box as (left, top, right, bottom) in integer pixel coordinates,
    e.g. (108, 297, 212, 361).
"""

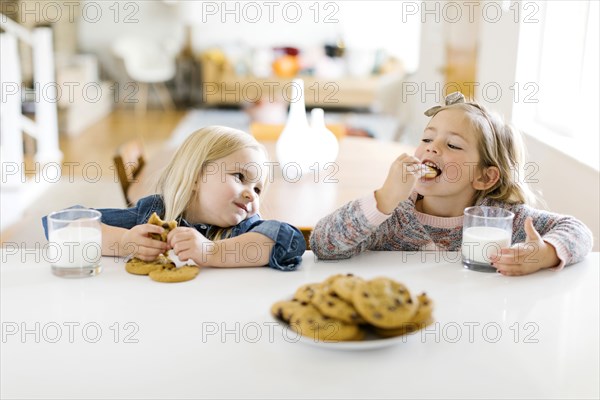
(47, 208, 102, 278)
(462, 206, 514, 272)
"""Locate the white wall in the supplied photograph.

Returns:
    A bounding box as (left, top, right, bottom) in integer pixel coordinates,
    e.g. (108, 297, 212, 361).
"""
(77, 1, 185, 79)
(77, 1, 421, 79)
(477, 1, 599, 250)
(397, 18, 446, 145)
(184, 1, 420, 71)
(524, 135, 600, 250)
(183, 1, 338, 49)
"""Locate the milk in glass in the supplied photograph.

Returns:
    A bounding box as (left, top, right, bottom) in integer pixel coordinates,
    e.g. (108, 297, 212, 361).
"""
(461, 206, 514, 272)
(47, 208, 102, 278)
(49, 226, 102, 268)
(462, 226, 511, 264)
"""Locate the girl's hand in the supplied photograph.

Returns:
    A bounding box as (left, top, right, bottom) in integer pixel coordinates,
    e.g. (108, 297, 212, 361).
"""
(491, 217, 561, 276)
(121, 224, 169, 261)
(375, 153, 422, 214)
(167, 227, 215, 267)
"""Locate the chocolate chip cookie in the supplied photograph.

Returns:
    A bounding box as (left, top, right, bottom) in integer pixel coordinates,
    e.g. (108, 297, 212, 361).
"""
(125, 254, 175, 275)
(374, 292, 434, 337)
(330, 273, 364, 303)
(147, 212, 177, 242)
(352, 277, 418, 329)
(289, 303, 362, 342)
(271, 299, 311, 323)
(293, 283, 322, 303)
(149, 265, 200, 283)
(310, 285, 365, 324)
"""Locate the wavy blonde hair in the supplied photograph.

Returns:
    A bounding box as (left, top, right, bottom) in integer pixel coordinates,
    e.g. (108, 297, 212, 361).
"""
(157, 126, 268, 238)
(435, 103, 538, 206)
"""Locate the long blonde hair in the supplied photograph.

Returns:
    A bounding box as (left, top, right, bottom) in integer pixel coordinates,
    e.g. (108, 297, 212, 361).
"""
(157, 126, 268, 236)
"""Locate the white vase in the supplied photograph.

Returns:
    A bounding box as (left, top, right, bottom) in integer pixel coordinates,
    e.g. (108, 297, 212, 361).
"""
(275, 78, 316, 180)
(310, 108, 339, 169)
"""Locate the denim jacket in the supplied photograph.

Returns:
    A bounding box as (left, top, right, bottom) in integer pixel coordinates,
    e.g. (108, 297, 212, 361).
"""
(42, 195, 305, 271)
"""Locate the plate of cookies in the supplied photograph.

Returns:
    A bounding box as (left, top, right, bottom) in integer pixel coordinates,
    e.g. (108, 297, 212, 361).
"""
(270, 274, 434, 350)
(124, 213, 200, 283)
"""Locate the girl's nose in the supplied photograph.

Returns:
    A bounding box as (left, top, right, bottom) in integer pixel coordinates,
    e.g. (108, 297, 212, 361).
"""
(242, 189, 256, 201)
(426, 141, 440, 154)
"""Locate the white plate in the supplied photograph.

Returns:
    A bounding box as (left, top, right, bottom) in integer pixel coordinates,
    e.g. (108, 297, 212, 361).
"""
(270, 315, 414, 351)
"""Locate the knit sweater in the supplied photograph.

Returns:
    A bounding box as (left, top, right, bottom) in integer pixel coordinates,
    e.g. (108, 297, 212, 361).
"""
(310, 192, 593, 270)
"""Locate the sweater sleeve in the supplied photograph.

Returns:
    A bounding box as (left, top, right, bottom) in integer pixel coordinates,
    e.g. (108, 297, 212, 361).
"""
(509, 204, 593, 269)
(310, 193, 393, 260)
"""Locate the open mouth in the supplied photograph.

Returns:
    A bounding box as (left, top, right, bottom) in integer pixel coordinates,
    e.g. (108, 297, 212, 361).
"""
(422, 161, 442, 178)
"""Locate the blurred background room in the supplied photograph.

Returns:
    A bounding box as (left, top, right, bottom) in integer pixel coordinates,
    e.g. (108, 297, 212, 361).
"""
(1, 0, 598, 249)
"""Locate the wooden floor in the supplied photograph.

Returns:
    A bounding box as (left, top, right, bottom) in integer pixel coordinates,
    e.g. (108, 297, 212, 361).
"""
(57, 108, 186, 179)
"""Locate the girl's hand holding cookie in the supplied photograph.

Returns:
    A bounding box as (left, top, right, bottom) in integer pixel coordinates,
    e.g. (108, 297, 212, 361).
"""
(167, 227, 215, 267)
(121, 224, 169, 261)
(491, 217, 561, 276)
(375, 153, 422, 214)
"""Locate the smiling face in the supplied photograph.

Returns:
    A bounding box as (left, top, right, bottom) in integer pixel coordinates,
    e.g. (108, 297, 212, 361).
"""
(414, 108, 488, 215)
(185, 147, 268, 227)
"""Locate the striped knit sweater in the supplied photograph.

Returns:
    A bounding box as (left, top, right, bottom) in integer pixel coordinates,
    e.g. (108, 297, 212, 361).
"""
(310, 192, 593, 270)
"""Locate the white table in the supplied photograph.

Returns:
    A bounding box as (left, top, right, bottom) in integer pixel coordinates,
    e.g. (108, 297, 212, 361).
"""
(1, 250, 598, 399)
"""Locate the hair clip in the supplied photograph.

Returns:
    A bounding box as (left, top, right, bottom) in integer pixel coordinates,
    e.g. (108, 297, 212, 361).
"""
(424, 91, 466, 116)
(445, 91, 465, 105)
(423, 92, 500, 140)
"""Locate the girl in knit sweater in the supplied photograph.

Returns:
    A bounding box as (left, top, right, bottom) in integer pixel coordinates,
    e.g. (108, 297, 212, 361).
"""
(310, 92, 593, 275)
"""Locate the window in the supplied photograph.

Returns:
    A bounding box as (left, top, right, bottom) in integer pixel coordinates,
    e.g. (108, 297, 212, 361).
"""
(514, 0, 599, 168)
(339, 1, 421, 73)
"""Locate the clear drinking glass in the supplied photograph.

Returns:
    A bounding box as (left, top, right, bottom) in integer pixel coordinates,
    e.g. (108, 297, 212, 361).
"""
(462, 206, 515, 272)
(47, 208, 102, 278)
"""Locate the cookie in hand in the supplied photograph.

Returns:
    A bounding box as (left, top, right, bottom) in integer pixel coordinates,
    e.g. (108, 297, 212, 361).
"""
(147, 212, 177, 242)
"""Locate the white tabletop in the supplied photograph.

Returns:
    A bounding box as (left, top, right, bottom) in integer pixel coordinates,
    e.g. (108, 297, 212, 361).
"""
(1, 250, 598, 399)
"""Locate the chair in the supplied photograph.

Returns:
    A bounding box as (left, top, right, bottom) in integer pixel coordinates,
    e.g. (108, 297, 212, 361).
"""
(113, 140, 146, 207)
(112, 36, 178, 115)
(299, 227, 312, 251)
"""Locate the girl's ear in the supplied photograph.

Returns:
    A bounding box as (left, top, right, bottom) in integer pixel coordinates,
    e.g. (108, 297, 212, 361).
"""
(473, 166, 500, 190)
